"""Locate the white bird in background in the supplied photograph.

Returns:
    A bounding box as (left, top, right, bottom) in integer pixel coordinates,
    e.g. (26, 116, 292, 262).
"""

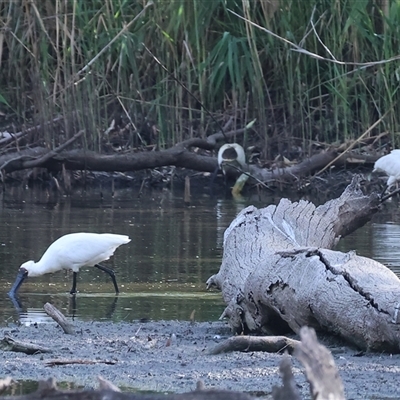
(373, 149, 400, 195)
(217, 143, 246, 174)
(8, 233, 131, 296)
(216, 143, 249, 197)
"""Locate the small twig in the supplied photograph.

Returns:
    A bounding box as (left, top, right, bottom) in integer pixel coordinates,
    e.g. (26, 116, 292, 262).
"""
(309, 6, 336, 61)
(380, 187, 400, 202)
(24, 130, 84, 168)
(46, 359, 116, 366)
(226, 163, 273, 191)
(0, 130, 84, 173)
(135, 326, 142, 335)
(116, 95, 144, 145)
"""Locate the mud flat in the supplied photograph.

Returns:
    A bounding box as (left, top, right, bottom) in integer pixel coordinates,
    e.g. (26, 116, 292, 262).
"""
(1, 320, 400, 399)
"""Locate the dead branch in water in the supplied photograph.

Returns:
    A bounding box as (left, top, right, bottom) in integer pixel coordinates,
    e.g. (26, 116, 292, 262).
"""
(43, 303, 75, 335)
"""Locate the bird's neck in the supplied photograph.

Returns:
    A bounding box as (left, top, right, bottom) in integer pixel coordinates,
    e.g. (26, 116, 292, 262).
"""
(27, 259, 53, 277)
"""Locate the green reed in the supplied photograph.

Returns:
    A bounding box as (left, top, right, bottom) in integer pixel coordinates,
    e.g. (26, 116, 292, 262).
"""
(0, 0, 400, 152)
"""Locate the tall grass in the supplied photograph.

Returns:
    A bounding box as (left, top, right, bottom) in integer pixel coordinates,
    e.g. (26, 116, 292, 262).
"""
(0, 0, 399, 154)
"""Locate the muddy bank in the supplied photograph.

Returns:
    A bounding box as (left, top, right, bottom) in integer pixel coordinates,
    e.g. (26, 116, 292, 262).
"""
(1, 320, 400, 399)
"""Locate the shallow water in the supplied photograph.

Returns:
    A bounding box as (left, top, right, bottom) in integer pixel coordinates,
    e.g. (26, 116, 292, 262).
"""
(0, 185, 275, 325)
(1, 185, 400, 326)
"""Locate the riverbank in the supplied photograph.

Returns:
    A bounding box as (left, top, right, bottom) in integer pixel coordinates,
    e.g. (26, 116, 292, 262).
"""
(1, 320, 400, 399)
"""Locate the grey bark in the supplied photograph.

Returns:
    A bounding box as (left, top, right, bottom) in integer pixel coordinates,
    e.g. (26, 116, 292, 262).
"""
(208, 335, 300, 355)
(43, 302, 75, 334)
(206, 177, 400, 352)
(294, 327, 345, 400)
(0, 336, 52, 354)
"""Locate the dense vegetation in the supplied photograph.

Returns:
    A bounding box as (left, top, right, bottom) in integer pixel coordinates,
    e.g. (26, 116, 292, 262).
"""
(0, 0, 399, 157)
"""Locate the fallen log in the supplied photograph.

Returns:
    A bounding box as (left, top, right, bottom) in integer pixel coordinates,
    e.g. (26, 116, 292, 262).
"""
(0, 146, 343, 185)
(0, 127, 377, 192)
(208, 335, 300, 355)
(207, 176, 400, 352)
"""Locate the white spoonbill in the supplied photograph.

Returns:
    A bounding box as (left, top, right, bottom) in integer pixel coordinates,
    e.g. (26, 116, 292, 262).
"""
(216, 143, 249, 196)
(8, 232, 131, 296)
(373, 149, 400, 194)
(217, 143, 246, 174)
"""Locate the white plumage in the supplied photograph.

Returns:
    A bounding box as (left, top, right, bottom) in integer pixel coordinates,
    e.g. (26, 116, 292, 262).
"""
(373, 150, 400, 190)
(8, 233, 130, 296)
(217, 143, 246, 173)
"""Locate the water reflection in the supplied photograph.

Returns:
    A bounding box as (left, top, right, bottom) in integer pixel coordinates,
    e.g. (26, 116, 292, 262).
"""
(338, 222, 400, 277)
(2, 184, 400, 326)
(0, 185, 275, 326)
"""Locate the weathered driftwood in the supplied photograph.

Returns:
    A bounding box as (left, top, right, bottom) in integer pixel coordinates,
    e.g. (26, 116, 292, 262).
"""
(271, 355, 302, 400)
(272, 326, 344, 400)
(208, 335, 300, 355)
(206, 177, 400, 352)
(0, 336, 52, 354)
(295, 327, 345, 400)
(43, 302, 75, 334)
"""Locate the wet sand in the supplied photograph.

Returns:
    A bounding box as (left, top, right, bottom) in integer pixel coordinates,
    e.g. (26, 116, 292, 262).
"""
(1, 320, 400, 399)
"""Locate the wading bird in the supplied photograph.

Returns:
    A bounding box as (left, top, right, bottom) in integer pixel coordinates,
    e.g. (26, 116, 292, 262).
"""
(8, 232, 131, 296)
(217, 143, 246, 175)
(209, 143, 248, 197)
(373, 149, 400, 195)
(216, 143, 249, 196)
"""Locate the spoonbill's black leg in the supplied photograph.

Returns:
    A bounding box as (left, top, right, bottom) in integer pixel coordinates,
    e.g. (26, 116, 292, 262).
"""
(69, 294, 77, 320)
(380, 184, 388, 197)
(70, 272, 78, 295)
(94, 264, 119, 293)
(106, 296, 119, 319)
